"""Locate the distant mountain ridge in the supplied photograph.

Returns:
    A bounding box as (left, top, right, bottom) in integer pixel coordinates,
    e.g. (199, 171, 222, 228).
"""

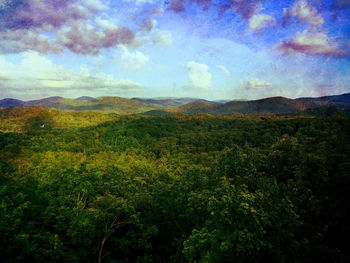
(172, 95, 350, 116)
(0, 96, 158, 115)
(297, 93, 350, 103)
(75, 96, 98, 102)
(0, 98, 25, 108)
(1, 93, 349, 115)
(131, 97, 219, 107)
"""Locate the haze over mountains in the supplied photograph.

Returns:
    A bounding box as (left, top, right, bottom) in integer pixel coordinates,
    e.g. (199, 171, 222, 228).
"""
(1, 93, 350, 116)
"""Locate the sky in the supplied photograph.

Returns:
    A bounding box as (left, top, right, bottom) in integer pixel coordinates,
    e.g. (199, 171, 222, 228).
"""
(0, 0, 349, 100)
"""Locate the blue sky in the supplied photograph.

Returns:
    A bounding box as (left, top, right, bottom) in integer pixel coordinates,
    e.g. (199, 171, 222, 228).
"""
(0, 0, 349, 100)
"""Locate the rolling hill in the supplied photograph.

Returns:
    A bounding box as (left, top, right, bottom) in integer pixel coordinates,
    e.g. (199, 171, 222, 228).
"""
(297, 93, 350, 103)
(174, 101, 218, 114)
(0, 96, 159, 115)
(1, 93, 349, 116)
(0, 107, 119, 133)
(173, 95, 350, 115)
(0, 98, 25, 108)
(131, 97, 211, 107)
(216, 96, 311, 115)
(75, 96, 98, 102)
(170, 97, 310, 115)
(132, 97, 229, 108)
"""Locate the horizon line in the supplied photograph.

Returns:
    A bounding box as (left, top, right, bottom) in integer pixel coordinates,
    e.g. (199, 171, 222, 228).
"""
(1, 91, 349, 102)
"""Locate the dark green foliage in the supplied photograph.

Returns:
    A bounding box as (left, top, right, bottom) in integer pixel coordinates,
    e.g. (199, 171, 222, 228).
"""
(0, 114, 349, 262)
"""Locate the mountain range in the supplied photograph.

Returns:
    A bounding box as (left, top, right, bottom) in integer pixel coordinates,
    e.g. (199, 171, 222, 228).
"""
(1, 93, 349, 116)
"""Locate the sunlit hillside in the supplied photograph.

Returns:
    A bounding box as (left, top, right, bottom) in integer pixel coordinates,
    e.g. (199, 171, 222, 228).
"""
(0, 107, 119, 133)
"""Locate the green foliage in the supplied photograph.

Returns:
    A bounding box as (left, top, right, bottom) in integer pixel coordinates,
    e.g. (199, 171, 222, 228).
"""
(0, 113, 349, 262)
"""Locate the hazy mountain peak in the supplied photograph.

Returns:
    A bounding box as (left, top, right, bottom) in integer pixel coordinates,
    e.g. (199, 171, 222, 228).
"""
(75, 96, 98, 102)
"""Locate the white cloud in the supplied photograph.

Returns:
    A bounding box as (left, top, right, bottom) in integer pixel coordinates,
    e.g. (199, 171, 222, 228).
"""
(242, 78, 272, 89)
(185, 61, 212, 89)
(0, 52, 143, 98)
(289, 0, 324, 29)
(249, 14, 276, 32)
(216, 65, 230, 75)
(153, 30, 173, 46)
(132, 29, 173, 47)
(275, 30, 346, 57)
(95, 18, 119, 30)
(118, 45, 149, 72)
(83, 0, 109, 11)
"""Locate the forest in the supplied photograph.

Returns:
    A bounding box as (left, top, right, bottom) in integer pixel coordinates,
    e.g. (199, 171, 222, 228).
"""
(0, 109, 349, 262)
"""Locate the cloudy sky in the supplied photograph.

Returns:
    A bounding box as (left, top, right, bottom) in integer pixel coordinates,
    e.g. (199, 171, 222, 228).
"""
(0, 0, 349, 100)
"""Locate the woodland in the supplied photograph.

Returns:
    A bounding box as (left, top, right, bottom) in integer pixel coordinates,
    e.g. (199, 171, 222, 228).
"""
(0, 108, 349, 262)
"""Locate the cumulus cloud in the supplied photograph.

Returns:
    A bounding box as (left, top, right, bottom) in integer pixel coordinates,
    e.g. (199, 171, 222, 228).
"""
(0, 52, 143, 97)
(242, 78, 272, 89)
(153, 30, 173, 46)
(0, 29, 62, 54)
(0, 0, 106, 31)
(118, 45, 149, 72)
(0, 0, 271, 55)
(283, 0, 324, 29)
(276, 30, 347, 57)
(216, 65, 230, 75)
(185, 61, 212, 89)
(0, 0, 145, 55)
(249, 13, 276, 32)
(57, 20, 135, 55)
(131, 29, 173, 48)
(95, 18, 119, 31)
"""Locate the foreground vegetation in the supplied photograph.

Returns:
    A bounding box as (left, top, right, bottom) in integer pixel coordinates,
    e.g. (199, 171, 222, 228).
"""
(1, 109, 349, 262)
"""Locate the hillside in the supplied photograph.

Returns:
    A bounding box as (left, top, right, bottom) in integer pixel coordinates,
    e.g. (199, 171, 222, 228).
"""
(175, 96, 350, 115)
(297, 93, 350, 103)
(0, 96, 159, 115)
(0, 98, 25, 108)
(218, 96, 312, 114)
(1, 93, 350, 116)
(75, 96, 98, 102)
(174, 101, 218, 114)
(132, 97, 211, 107)
(139, 94, 350, 116)
(0, 107, 118, 133)
(173, 97, 308, 115)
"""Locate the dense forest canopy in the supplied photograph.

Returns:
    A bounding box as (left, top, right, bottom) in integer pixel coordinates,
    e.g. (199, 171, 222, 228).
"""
(1, 108, 349, 262)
